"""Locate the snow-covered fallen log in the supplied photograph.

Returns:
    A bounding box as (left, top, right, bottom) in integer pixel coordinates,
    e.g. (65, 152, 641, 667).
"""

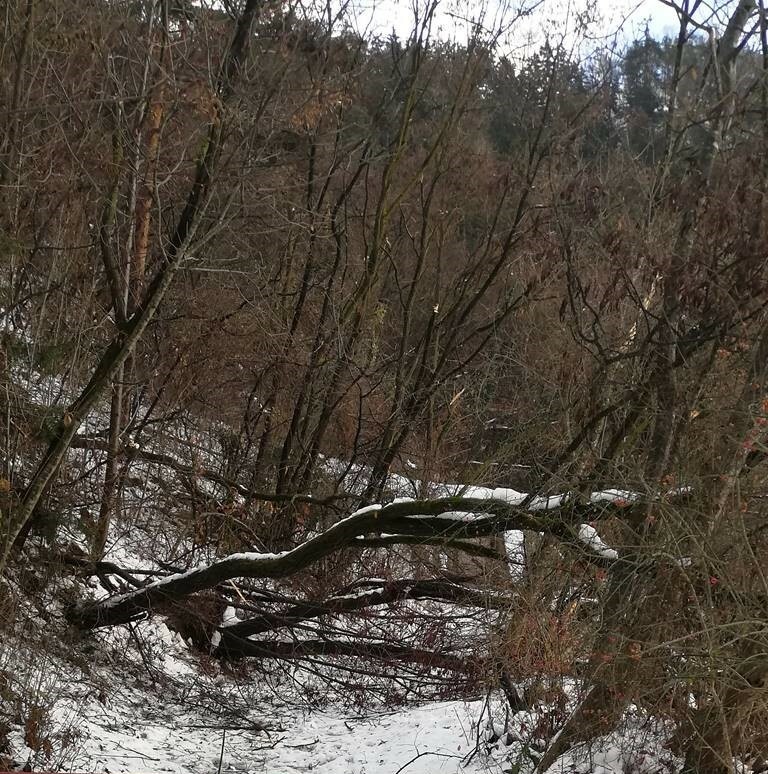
(66, 491, 667, 629)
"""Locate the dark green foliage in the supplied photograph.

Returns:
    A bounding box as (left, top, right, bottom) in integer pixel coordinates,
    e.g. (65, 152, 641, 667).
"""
(623, 29, 666, 121)
(620, 29, 668, 162)
(487, 43, 585, 156)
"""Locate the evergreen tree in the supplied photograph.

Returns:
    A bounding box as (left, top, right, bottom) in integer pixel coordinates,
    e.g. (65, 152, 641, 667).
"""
(621, 29, 667, 161)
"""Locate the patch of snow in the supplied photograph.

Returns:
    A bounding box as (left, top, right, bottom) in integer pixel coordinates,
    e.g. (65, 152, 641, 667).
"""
(589, 489, 641, 504)
(577, 524, 618, 560)
(504, 530, 526, 580)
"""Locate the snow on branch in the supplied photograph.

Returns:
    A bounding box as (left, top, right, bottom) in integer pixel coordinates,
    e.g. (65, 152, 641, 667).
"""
(577, 524, 618, 560)
(66, 488, 681, 630)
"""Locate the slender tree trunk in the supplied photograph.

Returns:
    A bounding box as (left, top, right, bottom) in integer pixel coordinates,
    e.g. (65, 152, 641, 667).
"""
(0, 0, 34, 194)
(93, 374, 123, 559)
(93, 22, 168, 559)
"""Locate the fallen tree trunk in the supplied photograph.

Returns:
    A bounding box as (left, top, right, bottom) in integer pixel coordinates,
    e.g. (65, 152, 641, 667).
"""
(217, 636, 476, 674)
(66, 494, 634, 628)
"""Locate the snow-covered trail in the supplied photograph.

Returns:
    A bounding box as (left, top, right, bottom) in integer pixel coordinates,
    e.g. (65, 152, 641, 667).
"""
(4, 609, 681, 774)
(73, 698, 496, 774)
(5, 613, 500, 774)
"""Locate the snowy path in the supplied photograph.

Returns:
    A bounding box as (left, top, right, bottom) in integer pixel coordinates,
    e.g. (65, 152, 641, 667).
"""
(71, 697, 498, 774)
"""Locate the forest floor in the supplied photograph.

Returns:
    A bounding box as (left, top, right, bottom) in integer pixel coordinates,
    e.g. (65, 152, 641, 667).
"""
(3, 606, 505, 774)
(2, 597, 681, 774)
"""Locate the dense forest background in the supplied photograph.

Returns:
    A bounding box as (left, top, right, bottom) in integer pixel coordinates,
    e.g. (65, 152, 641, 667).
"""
(2, 1, 768, 772)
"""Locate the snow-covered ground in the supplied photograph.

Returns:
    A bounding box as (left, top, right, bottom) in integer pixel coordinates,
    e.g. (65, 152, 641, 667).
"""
(3, 607, 498, 774)
(65, 694, 497, 774)
(2, 603, 682, 774)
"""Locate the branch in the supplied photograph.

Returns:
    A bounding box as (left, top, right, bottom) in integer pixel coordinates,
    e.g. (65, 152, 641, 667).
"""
(656, 0, 713, 34)
(217, 578, 516, 645)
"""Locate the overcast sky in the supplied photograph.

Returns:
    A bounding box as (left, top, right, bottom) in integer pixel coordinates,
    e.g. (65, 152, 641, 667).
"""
(335, 0, 684, 57)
